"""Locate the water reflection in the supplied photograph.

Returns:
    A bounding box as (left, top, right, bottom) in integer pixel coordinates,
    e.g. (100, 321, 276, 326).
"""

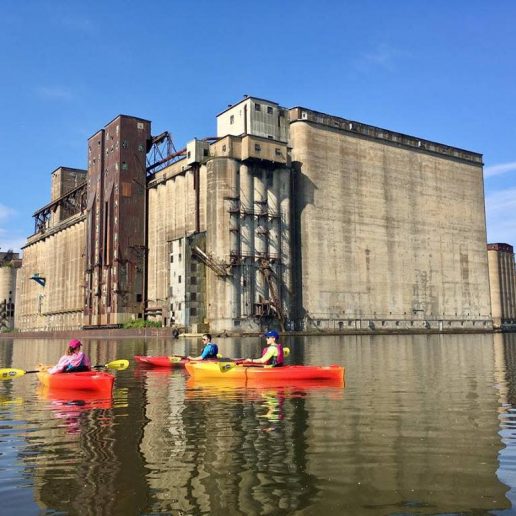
(0, 334, 515, 513)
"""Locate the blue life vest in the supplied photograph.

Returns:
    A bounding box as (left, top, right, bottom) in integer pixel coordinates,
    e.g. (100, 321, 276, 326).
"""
(201, 343, 218, 359)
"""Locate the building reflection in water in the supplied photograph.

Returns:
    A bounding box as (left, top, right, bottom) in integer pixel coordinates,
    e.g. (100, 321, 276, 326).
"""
(0, 334, 514, 513)
(494, 332, 516, 510)
(136, 367, 330, 514)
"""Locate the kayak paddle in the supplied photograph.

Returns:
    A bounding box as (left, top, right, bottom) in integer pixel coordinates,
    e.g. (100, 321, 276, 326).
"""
(0, 359, 129, 380)
(94, 359, 129, 371)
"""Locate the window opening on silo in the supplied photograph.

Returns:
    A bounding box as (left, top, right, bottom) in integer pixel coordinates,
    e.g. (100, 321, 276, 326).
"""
(222, 145, 227, 152)
(230, 115, 234, 124)
(255, 144, 261, 152)
(267, 106, 273, 114)
(187, 151, 191, 159)
(255, 103, 261, 111)
(178, 275, 182, 283)
(203, 149, 209, 156)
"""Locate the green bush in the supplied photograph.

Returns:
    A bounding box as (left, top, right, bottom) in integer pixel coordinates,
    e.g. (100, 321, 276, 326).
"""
(122, 319, 162, 329)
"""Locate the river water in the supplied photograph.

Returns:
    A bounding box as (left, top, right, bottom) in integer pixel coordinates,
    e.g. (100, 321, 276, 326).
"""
(0, 333, 515, 515)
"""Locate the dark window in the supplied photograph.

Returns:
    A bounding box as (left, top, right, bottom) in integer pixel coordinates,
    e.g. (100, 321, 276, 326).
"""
(187, 151, 191, 159)
(255, 103, 261, 111)
(178, 275, 182, 283)
(267, 106, 273, 114)
(230, 115, 234, 124)
(190, 307, 197, 316)
(255, 144, 261, 152)
(222, 144, 227, 152)
(191, 263, 197, 272)
(136, 294, 143, 302)
(170, 255, 174, 263)
(275, 148, 282, 156)
(191, 292, 197, 301)
(191, 277, 197, 285)
(203, 148, 209, 156)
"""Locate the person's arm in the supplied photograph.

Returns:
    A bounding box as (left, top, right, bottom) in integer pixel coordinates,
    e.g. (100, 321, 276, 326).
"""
(48, 355, 71, 375)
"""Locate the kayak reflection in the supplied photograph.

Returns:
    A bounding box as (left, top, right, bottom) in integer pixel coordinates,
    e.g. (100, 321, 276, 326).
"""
(37, 385, 113, 435)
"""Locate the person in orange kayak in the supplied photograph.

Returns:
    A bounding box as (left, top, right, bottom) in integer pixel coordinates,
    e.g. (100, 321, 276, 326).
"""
(47, 339, 92, 374)
(188, 334, 219, 361)
(245, 330, 284, 367)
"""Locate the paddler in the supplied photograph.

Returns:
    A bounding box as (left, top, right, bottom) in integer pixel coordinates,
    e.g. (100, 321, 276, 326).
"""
(188, 334, 219, 361)
(44, 339, 92, 374)
(244, 330, 284, 367)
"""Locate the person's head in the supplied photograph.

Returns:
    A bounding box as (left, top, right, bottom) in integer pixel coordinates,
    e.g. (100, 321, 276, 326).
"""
(67, 339, 82, 355)
(264, 330, 279, 343)
(202, 333, 212, 344)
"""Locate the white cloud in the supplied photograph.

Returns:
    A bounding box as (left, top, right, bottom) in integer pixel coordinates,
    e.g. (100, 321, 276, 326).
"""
(0, 204, 24, 253)
(485, 187, 516, 245)
(356, 43, 408, 72)
(0, 203, 15, 221)
(484, 161, 516, 179)
(35, 86, 74, 101)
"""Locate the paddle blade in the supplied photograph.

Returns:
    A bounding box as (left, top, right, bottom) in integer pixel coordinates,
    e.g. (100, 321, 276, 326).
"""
(104, 359, 129, 371)
(0, 368, 28, 380)
(283, 347, 290, 357)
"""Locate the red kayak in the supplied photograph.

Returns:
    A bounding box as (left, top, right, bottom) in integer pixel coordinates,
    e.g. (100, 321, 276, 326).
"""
(134, 355, 188, 368)
(37, 371, 114, 393)
(134, 355, 227, 368)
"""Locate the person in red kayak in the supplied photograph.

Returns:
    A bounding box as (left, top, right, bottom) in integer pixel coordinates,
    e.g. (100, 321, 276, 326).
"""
(244, 330, 284, 367)
(188, 334, 219, 361)
(47, 339, 92, 375)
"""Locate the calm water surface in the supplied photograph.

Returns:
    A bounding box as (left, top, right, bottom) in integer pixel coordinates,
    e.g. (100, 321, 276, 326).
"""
(0, 333, 516, 515)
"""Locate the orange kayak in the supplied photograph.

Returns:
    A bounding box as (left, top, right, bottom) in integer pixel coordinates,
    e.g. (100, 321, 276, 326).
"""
(36, 371, 114, 393)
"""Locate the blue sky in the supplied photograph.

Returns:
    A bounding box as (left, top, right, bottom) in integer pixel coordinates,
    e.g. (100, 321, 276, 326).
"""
(0, 0, 515, 253)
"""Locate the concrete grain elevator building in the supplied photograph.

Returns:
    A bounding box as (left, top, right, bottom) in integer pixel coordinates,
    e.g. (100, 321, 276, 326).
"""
(14, 96, 493, 333)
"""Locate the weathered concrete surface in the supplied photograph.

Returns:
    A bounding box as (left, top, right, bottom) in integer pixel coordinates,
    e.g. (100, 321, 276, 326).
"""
(15, 216, 85, 331)
(289, 110, 491, 331)
(488, 243, 516, 329)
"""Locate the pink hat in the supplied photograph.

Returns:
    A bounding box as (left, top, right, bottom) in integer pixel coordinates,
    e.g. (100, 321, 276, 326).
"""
(68, 339, 81, 350)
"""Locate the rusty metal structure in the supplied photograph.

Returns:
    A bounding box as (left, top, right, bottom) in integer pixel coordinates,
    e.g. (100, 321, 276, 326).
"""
(84, 115, 151, 327)
(33, 182, 87, 233)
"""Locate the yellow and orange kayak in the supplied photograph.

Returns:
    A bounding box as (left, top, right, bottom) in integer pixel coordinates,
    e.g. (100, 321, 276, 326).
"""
(185, 362, 344, 384)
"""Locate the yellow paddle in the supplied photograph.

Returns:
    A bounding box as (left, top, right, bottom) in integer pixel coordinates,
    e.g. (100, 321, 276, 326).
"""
(0, 359, 129, 381)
